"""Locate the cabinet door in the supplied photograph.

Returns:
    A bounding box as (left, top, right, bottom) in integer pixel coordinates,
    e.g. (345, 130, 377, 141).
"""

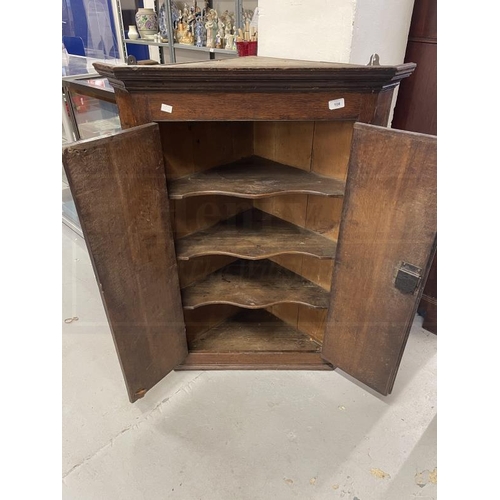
(63, 123, 187, 402)
(321, 123, 436, 395)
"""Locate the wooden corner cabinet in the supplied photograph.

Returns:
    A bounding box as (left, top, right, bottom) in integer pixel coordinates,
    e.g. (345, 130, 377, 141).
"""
(62, 57, 436, 403)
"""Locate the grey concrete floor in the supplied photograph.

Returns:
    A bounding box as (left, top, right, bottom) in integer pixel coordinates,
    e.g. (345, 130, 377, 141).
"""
(62, 223, 437, 500)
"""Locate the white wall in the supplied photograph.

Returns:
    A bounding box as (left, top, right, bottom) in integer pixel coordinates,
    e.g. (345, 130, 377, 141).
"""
(350, 0, 415, 65)
(258, 0, 414, 65)
(257, 0, 357, 62)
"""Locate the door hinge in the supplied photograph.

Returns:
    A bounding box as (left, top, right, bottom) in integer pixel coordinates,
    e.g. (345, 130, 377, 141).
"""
(395, 262, 422, 294)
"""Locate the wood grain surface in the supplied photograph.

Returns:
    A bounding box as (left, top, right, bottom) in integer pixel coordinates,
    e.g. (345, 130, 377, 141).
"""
(169, 156, 345, 200)
(181, 259, 330, 310)
(160, 122, 253, 181)
(391, 41, 436, 134)
(81, 57, 420, 386)
(189, 309, 322, 353)
(62, 124, 187, 402)
(175, 208, 337, 261)
(94, 57, 415, 93)
(321, 123, 437, 396)
(184, 304, 241, 343)
(146, 91, 367, 122)
(171, 196, 252, 239)
(178, 351, 332, 370)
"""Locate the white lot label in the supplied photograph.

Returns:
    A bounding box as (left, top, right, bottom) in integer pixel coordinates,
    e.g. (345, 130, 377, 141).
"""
(328, 98, 345, 110)
(161, 103, 173, 113)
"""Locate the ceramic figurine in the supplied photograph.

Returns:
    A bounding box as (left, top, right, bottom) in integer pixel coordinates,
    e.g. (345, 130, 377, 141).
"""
(224, 32, 234, 50)
(169, 6, 179, 41)
(187, 6, 195, 27)
(216, 19, 225, 49)
(194, 17, 205, 47)
(205, 10, 217, 48)
(226, 19, 233, 36)
(177, 21, 194, 45)
(158, 3, 168, 40)
(220, 10, 231, 30)
(181, 6, 188, 23)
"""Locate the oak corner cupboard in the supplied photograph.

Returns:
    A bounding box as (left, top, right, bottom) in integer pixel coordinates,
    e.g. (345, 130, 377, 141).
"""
(62, 57, 436, 403)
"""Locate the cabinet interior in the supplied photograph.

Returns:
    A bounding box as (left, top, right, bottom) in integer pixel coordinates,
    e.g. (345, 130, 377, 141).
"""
(160, 120, 354, 360)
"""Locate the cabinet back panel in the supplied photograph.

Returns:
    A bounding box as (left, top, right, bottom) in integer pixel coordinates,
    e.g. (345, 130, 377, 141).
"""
(177, 255, 237, 289)
(253, 121, 354, 177)
(253, 121, 351, 243)
(298, 307, 329, 344)
(253, 122, 315, 171)
(267, 303, 328, 346)
(311, 121, 354, 181)
(172, 196, 252, 239)
(184, 304, 240, 343)
(268, 303, 299, 330)
(254, 194, 309, 231)
(186, 304, 305, 338)
(185, 305, 324, 352)
(300, 257, 334, 291)
(159, 121, 253, 181)
(305, 196, 344, 241)
(188, 309, 321, 353)
(268, 254, 332, 291)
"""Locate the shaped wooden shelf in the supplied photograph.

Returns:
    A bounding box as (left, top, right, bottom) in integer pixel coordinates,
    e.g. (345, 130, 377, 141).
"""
(189, 309, 322, 353)
(168, 156, 346, 200)
(181, 259, 330, 310)
(176, 209, 337, 261)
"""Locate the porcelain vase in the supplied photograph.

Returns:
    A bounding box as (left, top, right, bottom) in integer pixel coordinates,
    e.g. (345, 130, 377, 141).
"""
(135, 8, 158, 40)
(128, 25, 139, 40)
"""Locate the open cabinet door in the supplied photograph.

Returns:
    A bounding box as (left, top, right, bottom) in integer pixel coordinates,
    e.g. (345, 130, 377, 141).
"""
(63, 123, 187, 402)
(321, 123, 436, 395)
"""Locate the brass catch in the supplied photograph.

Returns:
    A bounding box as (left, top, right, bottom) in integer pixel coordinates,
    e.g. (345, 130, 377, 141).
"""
(395, 262, 422, 294)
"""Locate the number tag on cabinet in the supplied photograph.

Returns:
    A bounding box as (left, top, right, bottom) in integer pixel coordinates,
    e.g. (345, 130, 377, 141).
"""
(328, 98, 345, 110)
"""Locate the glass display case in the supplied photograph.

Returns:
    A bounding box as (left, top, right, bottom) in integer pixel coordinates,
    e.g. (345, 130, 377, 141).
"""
(62, 55, 121, 235)
(63, 75, 120, 140)
(119, 0, 259, 64)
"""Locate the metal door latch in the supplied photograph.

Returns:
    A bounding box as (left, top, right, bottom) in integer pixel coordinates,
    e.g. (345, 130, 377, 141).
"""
(395, 262, 422, 294)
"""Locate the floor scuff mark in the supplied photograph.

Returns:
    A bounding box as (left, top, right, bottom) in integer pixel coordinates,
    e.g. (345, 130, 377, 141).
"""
(415, 467, 437, 487)
(370, 468, 391, 479)
(62, 372, 205, 480)
(429, 467, 437, 484)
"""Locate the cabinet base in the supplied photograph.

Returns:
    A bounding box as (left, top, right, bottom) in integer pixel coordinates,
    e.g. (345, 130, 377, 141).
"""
(176, 352, 334, 370)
